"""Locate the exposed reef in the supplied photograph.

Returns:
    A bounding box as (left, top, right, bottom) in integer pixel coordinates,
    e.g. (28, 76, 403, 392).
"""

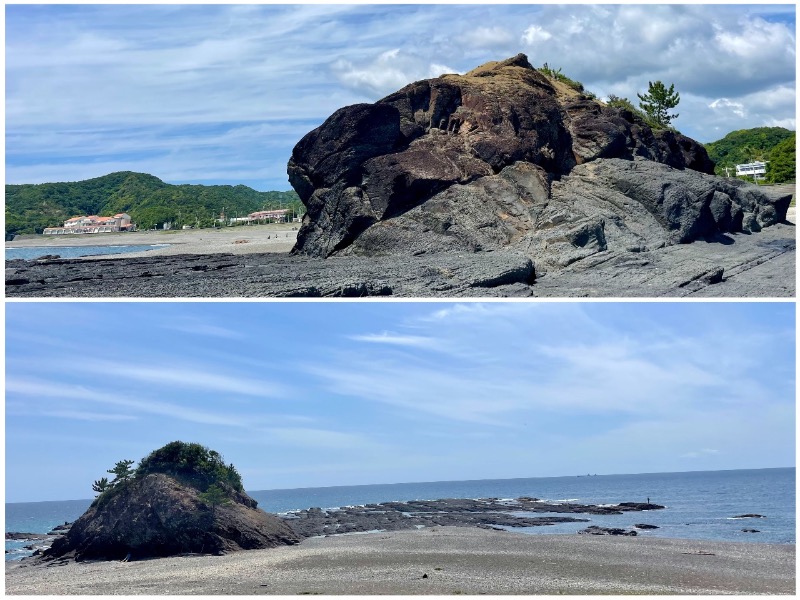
(279, 497, 665, 538)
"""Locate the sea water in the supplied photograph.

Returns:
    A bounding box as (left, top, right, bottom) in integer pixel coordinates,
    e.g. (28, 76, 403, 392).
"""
(5, 467, 794, 561)
(5, 244, 169, 260)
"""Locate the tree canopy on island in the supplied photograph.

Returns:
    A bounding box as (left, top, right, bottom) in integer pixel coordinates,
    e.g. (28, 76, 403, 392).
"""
(5, 171, 301, 236)
(92, 441, 244, 507)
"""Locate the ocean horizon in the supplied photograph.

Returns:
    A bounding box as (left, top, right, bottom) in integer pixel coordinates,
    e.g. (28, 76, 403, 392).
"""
(6, 467, 794, 561)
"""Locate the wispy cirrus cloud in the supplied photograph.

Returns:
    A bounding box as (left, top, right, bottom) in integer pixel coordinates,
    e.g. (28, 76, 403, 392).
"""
(349, 332, 439, 348)
(310, 303, 789, 429)
(161, 317, 247, 340)
(44, 358, 290, 398)
(5, 378, 253, 427)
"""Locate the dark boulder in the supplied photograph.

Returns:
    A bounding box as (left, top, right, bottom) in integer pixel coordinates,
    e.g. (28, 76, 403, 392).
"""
(6, 532, 51, 541)
(616, 502, 665, 511)
(578, 525, 637, 536)
(634, 524, 659, 530)
(40, 473, 299, 562)
(288, 53, 788, 268)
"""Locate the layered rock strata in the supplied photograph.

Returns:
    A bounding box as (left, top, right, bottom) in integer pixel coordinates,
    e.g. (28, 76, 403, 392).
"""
(288, 54, 791, 278)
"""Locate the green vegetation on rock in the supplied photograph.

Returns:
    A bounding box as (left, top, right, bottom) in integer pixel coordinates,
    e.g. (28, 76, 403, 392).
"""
(137, 441, 244, 492)
(704, 127, 795, 177)
(5, 171, 301, 236)
(637, 81, 680, 128)
(605, 95, 665, 130)
(93, 441, 244, 507)
(537, 63, 585, 93)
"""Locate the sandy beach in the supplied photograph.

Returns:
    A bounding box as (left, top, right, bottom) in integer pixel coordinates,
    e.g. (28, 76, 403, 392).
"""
(5, 224, 299, 258)
(5, 527, 795, 595)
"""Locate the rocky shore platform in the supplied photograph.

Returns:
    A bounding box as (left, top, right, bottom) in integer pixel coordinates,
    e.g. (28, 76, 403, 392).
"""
(280, 496, 663, 538)
(6, 527, 794, 594)
(5, 221, 794, 297)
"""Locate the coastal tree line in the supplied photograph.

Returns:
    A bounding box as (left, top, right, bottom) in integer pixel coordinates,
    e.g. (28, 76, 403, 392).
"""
(5, 171, 302, 237)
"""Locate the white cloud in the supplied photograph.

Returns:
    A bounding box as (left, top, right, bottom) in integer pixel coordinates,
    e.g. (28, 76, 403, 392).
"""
(681, 448, 720, 459)
(308, 304, 789, 432)
(349, 332, 438, 348)
(5, 4, 796, 185)
(6, 378, 252, 427)
(464, 26, 515, 48)
(43, 410, 139, 422)
(709, 98, 747, 118)
(162, 318, 247, 340)
(522, 25, 552, 44)
(51, 358, 289, 398)
(332, 49, 455, 98)
(261, 427, 368, 449)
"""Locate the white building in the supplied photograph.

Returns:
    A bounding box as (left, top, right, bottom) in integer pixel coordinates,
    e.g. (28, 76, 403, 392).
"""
(43, 213, 135, 235)
(735, 161, 768, 180)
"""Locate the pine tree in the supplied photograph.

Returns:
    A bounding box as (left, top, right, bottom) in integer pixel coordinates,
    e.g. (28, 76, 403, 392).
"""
(92, 476, 112, 496)
(637, 81, 680, 128)
(107, 459, 136, 484)
(198, 484, 231, 517)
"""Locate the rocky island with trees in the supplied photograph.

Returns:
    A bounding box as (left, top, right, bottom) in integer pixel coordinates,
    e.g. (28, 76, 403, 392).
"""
(17, 440, 672, 566)
(35, 442, 300, 562)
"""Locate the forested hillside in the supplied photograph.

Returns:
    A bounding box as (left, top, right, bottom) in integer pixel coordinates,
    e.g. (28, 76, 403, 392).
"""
(5, 172, 301, 236)
(704, 127, 795, 179)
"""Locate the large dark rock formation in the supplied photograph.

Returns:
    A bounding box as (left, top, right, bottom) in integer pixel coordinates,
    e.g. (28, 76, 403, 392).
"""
(40, 473, 299, 562)
(288, 54, 791, 275)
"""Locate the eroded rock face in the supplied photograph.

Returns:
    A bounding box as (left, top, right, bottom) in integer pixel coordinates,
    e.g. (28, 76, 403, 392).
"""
(40, 474, 299, 561)
(288, 54, 789, 270)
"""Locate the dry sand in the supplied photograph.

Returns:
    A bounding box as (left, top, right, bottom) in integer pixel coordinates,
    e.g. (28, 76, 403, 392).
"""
(5, 527, 795, 595)
(5, 224, 299, 259)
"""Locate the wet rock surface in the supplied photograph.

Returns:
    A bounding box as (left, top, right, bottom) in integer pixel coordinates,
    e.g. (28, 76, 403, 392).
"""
(280, 497, 664, 538)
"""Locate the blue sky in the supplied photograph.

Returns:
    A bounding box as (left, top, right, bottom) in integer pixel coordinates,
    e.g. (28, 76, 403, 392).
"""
(6, 4, 796, 190)
(5, 301, 795, 503)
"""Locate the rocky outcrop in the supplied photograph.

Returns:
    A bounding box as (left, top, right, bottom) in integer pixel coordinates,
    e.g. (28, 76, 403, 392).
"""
(578, 526, 638, 536)
(40, 473, 299, 562)
(288, 53, 791, 278)
(281, 497, 664, 538)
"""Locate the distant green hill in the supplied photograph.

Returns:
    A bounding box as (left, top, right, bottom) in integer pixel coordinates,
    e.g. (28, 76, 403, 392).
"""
(5, 172, 301, 236)
(704, 127, 795, 177)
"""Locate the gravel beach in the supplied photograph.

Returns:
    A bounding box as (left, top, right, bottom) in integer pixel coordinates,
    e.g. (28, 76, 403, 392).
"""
(5, 527, 795, 595)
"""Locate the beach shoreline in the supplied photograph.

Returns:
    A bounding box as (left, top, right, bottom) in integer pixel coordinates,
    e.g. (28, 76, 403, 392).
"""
(5, 224, 299, 258)
(5, 527, 795, 595)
